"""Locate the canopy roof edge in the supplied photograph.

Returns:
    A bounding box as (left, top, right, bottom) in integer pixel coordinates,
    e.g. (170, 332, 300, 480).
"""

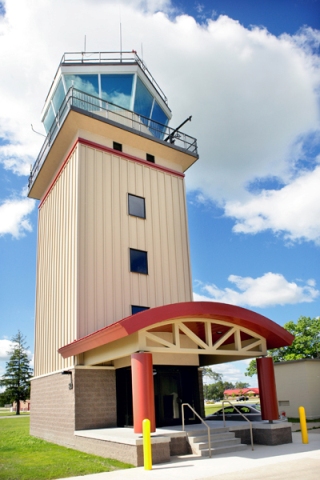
(58, 301, 294, 359)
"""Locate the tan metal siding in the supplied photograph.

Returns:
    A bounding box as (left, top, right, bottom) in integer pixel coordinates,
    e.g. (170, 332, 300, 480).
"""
(34, 149, 78, 376)
(77, 144, 192, 338)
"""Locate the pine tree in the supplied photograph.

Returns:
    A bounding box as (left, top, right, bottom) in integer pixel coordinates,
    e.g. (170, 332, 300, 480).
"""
(0, 331, 33, 415)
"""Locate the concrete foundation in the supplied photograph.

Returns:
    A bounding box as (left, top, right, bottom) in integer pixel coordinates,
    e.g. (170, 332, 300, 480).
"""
(231, 422, 293, 446)
(30, 372, 292, 466)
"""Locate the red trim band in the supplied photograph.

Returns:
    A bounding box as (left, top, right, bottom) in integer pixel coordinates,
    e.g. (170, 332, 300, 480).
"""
(58, 301, 294, 358)
(39, 138, 184, 208)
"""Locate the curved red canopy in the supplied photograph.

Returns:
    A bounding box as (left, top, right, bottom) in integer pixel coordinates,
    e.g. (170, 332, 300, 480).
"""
(58, 301, 294, 358)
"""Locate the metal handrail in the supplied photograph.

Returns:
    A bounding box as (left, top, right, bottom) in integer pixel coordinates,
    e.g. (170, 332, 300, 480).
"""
(28, 86, 198, 193)
(60, 51, 169, 105)
(221, 400, 254, 450)
(181, 403, 212, 458)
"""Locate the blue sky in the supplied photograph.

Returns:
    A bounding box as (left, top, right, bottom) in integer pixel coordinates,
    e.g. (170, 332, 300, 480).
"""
(1, 0, 320, 387)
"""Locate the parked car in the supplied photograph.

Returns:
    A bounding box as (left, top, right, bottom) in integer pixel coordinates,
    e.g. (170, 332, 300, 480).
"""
(236, 395, 249, 401)
(205, 404, 262, 422)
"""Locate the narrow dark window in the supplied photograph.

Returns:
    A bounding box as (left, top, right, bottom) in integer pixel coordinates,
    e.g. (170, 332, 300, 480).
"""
(131, 305, 149, 315)
(128, 194, 145, 219)
(130, 248, 148, 274)
(113, 141, 122, 152)
(146, 153, 155, 163)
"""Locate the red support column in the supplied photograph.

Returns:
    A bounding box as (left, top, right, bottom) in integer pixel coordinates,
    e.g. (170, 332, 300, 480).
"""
(131, 352, 156, 433)
(257, 357, 279, 421)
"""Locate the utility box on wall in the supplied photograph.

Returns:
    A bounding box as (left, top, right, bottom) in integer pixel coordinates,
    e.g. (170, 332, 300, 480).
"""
(274, 358, 320, 419)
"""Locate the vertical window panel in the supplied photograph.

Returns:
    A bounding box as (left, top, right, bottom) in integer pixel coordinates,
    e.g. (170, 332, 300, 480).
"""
(134, 77, 153, 121)
(130, 249, 148, 274)
(128, 194, 145, 218)
(101, 74, 133, 109)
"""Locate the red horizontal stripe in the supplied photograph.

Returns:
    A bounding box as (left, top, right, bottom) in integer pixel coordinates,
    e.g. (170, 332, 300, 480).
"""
(39, 137, 184, 208)
(58, 301, 294, 358)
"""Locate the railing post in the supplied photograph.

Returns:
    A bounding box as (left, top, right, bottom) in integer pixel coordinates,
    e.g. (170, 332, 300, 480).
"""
(221, 400, 254, 451)
(181, 403, 211, 458)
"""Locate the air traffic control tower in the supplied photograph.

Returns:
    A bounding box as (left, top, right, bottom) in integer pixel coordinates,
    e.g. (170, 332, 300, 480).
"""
(29, 51, 293, 464)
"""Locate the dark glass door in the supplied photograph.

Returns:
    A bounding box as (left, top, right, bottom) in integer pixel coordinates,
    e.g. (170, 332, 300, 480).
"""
(116, 365, 201, 428)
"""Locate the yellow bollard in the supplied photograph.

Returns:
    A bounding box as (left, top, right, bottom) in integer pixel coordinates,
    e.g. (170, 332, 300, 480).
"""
(299, 406, 309, 444)
(143, 418, 152, 470)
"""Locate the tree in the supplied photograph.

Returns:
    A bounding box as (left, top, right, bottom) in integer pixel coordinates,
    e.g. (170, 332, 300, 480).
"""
(202, 368, 223, 399)
(202, 368, 236, 400)
(272, 316, 320, 361)
(202, 367, 223, 382)
(245, 358, 258, 377)
(0, 390, 11, 407)
(0, 331, 33, 415)
(245, 316, 320, 377)
(234, 381, 249, 389)
(205, 380, 234, 400)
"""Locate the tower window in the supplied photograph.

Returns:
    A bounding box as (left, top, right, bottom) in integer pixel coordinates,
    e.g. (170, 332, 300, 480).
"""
(131, 305, 149, 315)
(146, 153, 155, 163)
(130, 249, 148, 274)
(113, 141, 122, 152)
(128, 194, 145, 219)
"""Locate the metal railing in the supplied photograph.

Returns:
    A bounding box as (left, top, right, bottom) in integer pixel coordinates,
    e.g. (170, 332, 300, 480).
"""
(28, 87, 198, 193)
(181, 403, 212, 458)
(60, 51, 169, 105)
(221, 400, 254, 450)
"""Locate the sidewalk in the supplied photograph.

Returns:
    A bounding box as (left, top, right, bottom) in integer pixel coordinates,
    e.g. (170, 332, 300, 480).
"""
(58, 431, 320, 480)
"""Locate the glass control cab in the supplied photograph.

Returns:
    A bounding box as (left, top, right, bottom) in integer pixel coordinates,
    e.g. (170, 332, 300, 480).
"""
(42, 51, 172, 140)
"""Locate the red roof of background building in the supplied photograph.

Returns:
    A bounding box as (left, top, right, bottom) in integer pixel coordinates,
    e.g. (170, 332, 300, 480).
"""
(58, 301, 294, 358)
(224, 388, 259, 395)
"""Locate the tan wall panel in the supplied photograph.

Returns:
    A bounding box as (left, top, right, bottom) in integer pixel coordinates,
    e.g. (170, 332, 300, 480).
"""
(76, 121, 196, 174)
(113, 353, 199, 369)
(77, 143, 192, 338)
(275, 360, 320, 418)
(34, 149, 78, 376)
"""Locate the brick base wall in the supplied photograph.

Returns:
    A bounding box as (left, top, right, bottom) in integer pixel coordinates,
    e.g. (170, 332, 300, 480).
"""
(30, 372, 75, 446)
(231, 424, 293, 446)
(30, 369, 178, 467)
(75, 368, 117, 430)
(30, 368, 117, 445)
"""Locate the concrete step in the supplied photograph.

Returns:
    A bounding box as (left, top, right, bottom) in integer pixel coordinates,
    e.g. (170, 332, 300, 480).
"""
(198, 443, 248, 457)
(194, 437, 242, 452)
(185, 427, 229, 437)
(186, 426, 248, 457)
(188, 432, 236, 444)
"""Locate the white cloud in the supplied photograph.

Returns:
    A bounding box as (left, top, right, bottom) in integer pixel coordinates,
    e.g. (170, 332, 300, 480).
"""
(225, 165, 320, 244)
(0, 1, 319, 244)
(0, 194, 36, 238)
(0, 338, 33, 362)
(0, 339, 12, 361)
(204, 360, 257, 387)
(194, 272, 319, 307)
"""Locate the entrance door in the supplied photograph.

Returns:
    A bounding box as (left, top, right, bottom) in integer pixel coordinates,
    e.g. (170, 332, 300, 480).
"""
(116, 365, 201, 428)
(154, 369, 182, 426)
(154, 366, 201, 427)
(116, 367, 133, 427)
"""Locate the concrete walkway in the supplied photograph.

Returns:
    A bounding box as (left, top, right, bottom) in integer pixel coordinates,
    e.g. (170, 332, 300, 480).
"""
(58, 430, 320, 480)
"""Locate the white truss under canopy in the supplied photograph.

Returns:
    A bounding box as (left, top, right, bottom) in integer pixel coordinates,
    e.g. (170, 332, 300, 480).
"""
(138, 318, 267, 357)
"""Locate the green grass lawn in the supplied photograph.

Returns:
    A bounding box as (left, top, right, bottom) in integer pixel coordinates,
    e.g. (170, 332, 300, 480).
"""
(288, 417, 320, 423)
(0, 411, 30, 416)
(204, 400, 260, 417)
(204, 404, 222, 416)
(0, 417, 134, 480)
